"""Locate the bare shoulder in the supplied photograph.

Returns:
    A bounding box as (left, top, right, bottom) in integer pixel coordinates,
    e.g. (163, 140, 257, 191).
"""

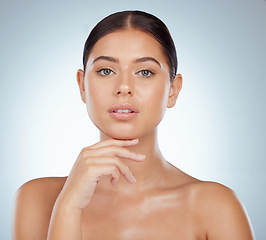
(12, 177, 67, 240)
(14, 177, 67, 208)
(189, 181, 255, 239)
(16, 176, 67, 197)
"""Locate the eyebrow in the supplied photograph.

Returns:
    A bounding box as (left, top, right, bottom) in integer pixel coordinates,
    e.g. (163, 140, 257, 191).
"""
(92, 56, 161, 68)
(92, 56, 118, 65)
(135, 57, 161, 68)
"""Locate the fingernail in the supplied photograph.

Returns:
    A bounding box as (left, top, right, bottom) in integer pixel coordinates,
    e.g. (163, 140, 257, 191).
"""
(136, 154, 145, 160)
(129, 171, 136, 183)
(131, 175, 136, 183)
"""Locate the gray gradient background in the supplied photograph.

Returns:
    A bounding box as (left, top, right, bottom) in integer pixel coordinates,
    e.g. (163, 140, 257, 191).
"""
(1, 0, 265, 239)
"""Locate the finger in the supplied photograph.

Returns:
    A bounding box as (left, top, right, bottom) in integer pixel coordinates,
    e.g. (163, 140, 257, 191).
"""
(108, 164, 136, 184)
(89, 157, 136, 184)
(81, 146, 145, 162)
(89, 138, 139, 150)
(105, 164, 121, 185)
(111, 174, 121, 186)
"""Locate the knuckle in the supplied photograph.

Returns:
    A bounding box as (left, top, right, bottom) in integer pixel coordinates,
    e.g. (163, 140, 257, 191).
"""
(114, 158, 124, 166)
(113, 145, 121, 152)
(108, 164, 119, 175)
(81, 147, 88, 153)
(79, 152, 88, 160)
(111, 156, 120, 162)
(113, 168, 120, 176)
(81, 146, 92, 154)
(110, 164, 118, 171)
(79, 148, 93, 159)
(79, 151, 85, 158)
(84, 158, 94, 167)
(106, 146, 120, 154)
(79, 148, 87, 156)
(86, 164, 97, 173)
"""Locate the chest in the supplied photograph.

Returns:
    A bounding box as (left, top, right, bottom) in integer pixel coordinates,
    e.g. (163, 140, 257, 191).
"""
(81, 196, 201, 240)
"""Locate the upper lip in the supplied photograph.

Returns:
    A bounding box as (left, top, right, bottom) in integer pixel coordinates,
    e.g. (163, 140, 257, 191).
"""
(109, 103, 139, 113)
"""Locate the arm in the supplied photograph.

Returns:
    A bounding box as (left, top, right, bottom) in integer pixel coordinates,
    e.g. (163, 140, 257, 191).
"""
(12, 178, 60, 240)
(12, 176, 85, 240)
(13, 139, 144, 240)
(47, 195, 83, 240)
(47, 139, 144, 239)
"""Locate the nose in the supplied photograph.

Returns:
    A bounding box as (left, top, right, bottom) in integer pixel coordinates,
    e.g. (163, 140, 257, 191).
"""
(114, 72, 134, 96)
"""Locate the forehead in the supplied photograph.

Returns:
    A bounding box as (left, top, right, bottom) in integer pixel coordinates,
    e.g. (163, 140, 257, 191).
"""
(88, 29, 168, 64)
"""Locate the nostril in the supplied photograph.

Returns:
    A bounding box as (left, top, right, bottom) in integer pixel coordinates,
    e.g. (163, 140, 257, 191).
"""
(116, 91, 132, 95)
(116, 89, 133, 95)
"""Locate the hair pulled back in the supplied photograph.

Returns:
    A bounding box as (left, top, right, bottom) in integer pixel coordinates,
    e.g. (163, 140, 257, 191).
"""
(83, 10, 178, 82)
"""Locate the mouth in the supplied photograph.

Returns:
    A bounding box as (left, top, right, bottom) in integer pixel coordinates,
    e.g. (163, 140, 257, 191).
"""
(109, 103, 139, 120)
(113, 109, 134, 113)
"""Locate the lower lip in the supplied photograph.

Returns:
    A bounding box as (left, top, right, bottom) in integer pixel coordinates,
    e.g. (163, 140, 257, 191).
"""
(110, 112, 138, 120)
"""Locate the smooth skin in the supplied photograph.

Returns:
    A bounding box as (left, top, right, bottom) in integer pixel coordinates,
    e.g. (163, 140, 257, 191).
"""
(12, 29, 255, 239)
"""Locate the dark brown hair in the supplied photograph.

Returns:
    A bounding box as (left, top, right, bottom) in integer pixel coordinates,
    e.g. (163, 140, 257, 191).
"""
(83, 10, 178, 82)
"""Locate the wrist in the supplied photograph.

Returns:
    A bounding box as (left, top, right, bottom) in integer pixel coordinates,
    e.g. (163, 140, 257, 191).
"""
(53, 193, 83, 216)
(48, 195, 83, 240)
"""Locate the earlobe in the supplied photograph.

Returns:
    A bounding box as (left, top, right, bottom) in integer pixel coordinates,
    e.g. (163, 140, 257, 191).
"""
(77, 69, 86, 103)
(167, 74, 183, 108)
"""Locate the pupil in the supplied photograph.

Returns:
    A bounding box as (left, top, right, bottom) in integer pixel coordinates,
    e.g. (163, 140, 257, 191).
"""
(143, 70, 149, 76)
(104, 69, 110, 75)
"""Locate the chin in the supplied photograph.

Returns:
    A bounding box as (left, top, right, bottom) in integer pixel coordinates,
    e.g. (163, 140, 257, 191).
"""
(102, 125, 157, 141)
(105, 130, 139, 140)
(100, 126, 142, 140)
(96, 119, 158, 141)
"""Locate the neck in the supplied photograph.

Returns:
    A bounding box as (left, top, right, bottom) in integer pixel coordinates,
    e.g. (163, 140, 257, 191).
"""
(98, 129, 167, 195)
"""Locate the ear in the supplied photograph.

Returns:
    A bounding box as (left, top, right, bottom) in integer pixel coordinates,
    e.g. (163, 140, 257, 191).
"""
(77, 69, 86, 103)
(167, 74, 183, 108)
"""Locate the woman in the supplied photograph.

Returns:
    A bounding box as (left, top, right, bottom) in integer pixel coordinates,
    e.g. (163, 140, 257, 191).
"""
(13, 10, 255, 239)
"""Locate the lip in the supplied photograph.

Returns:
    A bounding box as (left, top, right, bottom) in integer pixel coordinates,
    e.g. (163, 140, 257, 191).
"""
(108, 103, 139, 121)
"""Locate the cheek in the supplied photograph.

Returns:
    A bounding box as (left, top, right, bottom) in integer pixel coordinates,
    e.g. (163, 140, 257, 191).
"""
(86, 78, 107, 102)
(84, 79, 107, 121)
(138, 82, 169, 117)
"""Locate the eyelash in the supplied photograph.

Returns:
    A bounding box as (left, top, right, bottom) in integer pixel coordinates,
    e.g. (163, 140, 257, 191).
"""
(137, 69, 155, 78)
(96, 68, 155, 78)
(96, 68, 115, 76)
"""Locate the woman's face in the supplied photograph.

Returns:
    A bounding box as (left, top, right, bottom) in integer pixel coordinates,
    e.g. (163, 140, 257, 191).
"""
(77, 29, 182, 140)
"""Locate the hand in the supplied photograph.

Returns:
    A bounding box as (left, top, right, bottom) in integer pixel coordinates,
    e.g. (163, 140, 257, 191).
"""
(57, 138, 145, 211)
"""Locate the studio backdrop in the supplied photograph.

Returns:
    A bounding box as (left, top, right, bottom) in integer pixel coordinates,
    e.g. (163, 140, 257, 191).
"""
(0, 0, 265, 239)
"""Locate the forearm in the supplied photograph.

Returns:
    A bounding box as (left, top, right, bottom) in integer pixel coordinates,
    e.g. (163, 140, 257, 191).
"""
(47, 197, 83, 240)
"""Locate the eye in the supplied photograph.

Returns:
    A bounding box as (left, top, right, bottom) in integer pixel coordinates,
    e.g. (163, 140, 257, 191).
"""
(97, 68, 115, 76)
(138, 69, 155, 78)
